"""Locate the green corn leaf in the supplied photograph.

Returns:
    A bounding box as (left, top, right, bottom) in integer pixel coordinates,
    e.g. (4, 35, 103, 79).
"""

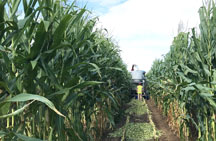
(0, 0, 6, 41)
(51, 14, 73, 49)
(194, 84, 213, 91)
(67, 62, 101, 78)
(184, 66, 198, 75)
(203, 64, 211, 76)
(210, 81, 216, 85)
(15, 133, 43, 141)
(40, 58, 61, 89)
(43, 20, 50, 32)
(199, 93, 214, 97)
(70, 8, 86, 27)
(109, 67, 123, 71)
(0, 81, 12, 94)
(0, 95, 11, 116)
(194, 52, 202, 62)
(0, 100, 34, 119)
(73, 81, 103, 89)
(177, 72, 192, 83)
(1, 52, 11, 71)
(22, 0, 28, 14)
(6, 93, 65, 117)
(49, 81, 102, 98)
(0, 45, 5, 51)
(64, 76, 80, 87)
(0, 131, 6, 137)
(17, 15, 31, 29)
(213, 69, 216, 82)
(29, 21, 46, 59)
(11, 0, 21, 17)
(102, 91, 118, 108)
(182, 86, 195, 93)
(30, 60, 37, 70)
(89, 63, 101, 78)
(206, 97, 216, 108)
(105, 108, 115, 126)
(48, 88, 70, 98)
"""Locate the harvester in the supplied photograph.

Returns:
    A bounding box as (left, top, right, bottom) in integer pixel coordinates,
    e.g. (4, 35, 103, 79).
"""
(130, 64, 149, 99)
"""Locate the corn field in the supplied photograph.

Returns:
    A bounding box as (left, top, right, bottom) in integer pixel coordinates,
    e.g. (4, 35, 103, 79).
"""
(147, 1, 216, 140)
(0, 0, 131, 140)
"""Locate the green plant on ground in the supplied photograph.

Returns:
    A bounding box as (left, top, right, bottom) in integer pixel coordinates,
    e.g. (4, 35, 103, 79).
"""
(125, 99, 148, 116)
(109, 99, 161, 140)
(109, 122, 160, 141)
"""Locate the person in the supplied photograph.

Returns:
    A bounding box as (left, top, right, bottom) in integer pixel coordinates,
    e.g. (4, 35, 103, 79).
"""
(137, 82, 143, 100)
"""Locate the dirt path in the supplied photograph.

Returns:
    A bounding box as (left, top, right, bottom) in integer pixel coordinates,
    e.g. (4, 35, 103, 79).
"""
(146, 99, 180, 141)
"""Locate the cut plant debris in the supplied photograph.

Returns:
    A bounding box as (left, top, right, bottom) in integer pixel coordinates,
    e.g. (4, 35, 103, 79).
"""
(108, 99, 161, 140)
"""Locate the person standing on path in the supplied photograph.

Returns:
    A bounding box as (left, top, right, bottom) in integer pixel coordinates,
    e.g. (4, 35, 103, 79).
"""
(137, 83, 143, 100)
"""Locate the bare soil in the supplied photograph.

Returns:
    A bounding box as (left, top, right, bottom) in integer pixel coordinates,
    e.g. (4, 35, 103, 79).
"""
(146, 99, 180, 141)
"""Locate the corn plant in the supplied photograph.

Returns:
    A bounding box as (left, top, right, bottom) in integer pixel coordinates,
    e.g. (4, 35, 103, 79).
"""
(0, 0, 131, 140)
(147, 1, 216, 140)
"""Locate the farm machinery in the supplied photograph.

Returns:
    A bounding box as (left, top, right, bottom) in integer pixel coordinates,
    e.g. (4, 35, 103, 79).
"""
(130, 64, 149, 100)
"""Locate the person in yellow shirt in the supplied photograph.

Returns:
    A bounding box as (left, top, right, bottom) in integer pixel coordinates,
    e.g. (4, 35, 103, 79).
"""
(137, 83, 143, 100)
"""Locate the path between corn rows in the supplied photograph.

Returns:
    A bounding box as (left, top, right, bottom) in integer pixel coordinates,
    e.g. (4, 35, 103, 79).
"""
(146, 99, 180, 141)
(103, 98, 180, 141)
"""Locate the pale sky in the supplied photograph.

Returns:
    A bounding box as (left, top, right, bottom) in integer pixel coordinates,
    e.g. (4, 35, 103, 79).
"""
(78, 0, 202, 72)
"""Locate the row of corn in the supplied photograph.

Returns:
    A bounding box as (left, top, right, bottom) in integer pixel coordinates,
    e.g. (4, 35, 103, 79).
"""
(147, 1, 216, 140)
(0, 0, 131, 140)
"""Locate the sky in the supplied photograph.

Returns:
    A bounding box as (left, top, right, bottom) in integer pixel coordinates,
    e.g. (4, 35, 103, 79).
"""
(78, 0, 203, 72)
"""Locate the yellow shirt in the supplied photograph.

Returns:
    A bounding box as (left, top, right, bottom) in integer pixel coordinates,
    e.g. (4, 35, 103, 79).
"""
(137, 85, 143, 94)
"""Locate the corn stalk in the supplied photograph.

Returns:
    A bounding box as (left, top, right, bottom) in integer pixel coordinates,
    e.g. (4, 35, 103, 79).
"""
(147, 1, 216, 140)
(0, 0, 131, 140)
